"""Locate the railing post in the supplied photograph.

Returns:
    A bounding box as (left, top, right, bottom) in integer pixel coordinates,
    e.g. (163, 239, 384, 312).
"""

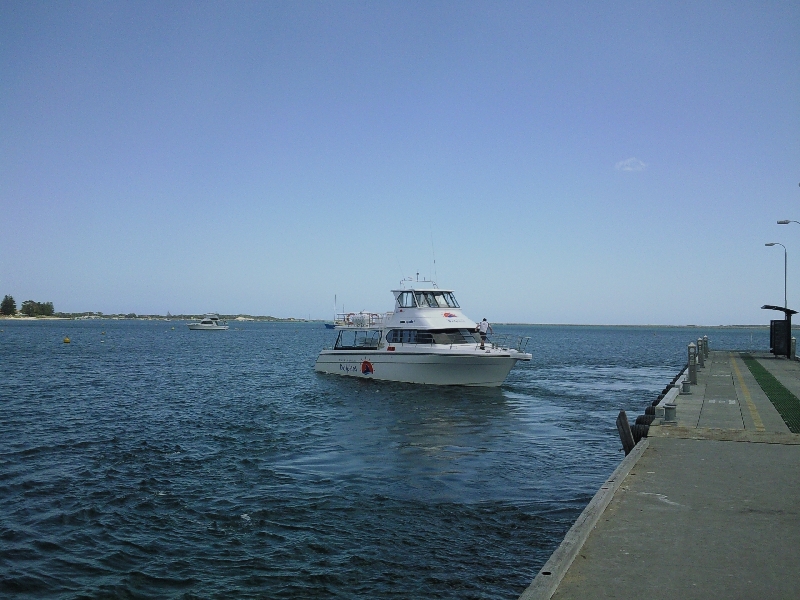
(688, 343, 698, 385)
(697, 338, 705, 367)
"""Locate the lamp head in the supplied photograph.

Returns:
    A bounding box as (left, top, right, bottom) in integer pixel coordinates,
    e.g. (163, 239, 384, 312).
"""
(766, 243, 776, 246)
(778, 220, 790, 224)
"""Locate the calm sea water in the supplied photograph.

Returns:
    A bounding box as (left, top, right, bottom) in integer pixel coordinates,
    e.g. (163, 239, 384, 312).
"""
(0, 321, 769, 598)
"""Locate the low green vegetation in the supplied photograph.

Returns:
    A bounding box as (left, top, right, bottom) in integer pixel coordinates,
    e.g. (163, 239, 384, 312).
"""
(740, 353, 800, 433)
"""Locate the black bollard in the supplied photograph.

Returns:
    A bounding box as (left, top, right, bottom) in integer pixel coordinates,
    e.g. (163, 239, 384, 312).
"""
(616, 410, 636, 455)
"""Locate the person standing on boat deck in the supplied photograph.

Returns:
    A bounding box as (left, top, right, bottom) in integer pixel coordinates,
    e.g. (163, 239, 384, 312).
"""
(477, 318, 492, 349)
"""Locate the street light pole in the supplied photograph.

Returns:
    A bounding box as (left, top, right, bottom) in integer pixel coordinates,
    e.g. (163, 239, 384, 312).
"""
(766, 242, 787, 308)
(777, 221, 800, 309)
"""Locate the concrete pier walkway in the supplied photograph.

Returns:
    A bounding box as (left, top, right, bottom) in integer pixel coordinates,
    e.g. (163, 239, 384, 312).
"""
(520, 350, 800, 600)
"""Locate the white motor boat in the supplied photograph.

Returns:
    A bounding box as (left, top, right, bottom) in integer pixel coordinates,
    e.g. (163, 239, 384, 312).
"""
(315, 282, 531, 386)
(187, 314, 229, 330)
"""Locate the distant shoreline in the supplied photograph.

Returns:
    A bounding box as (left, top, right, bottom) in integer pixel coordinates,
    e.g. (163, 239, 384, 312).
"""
(0, 314, 314, 323)
(496, 323, 773, 329)
(0, 315, 775, 328)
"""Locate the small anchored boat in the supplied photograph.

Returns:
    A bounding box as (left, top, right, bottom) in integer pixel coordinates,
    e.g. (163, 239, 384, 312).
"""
(187, 314, 229, 330)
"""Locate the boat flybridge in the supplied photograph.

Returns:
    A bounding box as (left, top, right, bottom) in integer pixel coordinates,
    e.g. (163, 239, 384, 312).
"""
(314, 281, 531, 386)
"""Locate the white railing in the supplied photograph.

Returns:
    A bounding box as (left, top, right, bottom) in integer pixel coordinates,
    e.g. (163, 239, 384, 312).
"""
(488, 334, 531, 353)
(334, 311, 392, 328)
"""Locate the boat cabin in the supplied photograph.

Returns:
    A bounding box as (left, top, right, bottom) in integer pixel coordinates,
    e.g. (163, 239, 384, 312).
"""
(330, 284, 480, 350)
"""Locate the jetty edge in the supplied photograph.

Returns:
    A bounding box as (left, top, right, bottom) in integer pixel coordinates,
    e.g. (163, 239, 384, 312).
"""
(519, 346, 800, 600)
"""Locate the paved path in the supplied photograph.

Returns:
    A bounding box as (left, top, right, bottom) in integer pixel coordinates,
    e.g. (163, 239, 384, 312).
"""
(671, 351, 791, 433)
(519, 350, 800, 600)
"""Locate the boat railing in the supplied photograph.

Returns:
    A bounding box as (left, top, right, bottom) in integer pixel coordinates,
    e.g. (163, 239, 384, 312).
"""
(335, 311, 391, 328)
(488, 334, 531, 353)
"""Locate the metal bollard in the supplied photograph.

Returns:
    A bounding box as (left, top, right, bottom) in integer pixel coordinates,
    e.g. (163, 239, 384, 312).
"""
(703, 335, 709, 358)
(688, 343, 697, 385)
(680, 379, 691, 394)
(664, 403, 677, 423)
(697, 338, 705, 368)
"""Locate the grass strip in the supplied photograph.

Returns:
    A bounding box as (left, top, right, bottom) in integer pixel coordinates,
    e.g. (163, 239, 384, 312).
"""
(740, 354, 800, 433)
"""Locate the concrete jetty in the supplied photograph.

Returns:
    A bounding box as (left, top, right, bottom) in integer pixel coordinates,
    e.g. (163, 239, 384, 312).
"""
(520, 350, 800, 600)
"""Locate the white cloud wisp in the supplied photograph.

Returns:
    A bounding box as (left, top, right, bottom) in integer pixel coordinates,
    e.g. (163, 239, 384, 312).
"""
(615, 157, 647, 171)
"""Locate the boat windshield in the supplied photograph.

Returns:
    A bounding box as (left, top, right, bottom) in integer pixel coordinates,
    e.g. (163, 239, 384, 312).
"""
(396, 291, 416, 308)
(335, 330, 382, 350)
(412, 292, 459, 308)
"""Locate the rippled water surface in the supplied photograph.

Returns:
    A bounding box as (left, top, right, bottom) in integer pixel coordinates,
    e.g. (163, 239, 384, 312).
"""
(0, 321, 769, 598)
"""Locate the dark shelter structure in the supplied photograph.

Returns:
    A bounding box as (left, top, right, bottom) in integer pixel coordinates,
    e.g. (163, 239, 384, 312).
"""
(762, 305, 797, 358)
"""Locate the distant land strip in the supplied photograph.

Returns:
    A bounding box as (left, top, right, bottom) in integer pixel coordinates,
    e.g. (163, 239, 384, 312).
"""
(0, 315, 777, 328)
(0, 313, 312, 322)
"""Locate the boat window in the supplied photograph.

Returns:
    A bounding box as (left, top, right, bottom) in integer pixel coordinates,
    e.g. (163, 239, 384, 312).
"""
(429, 292, 457, 308)
(397, 292, 416, 308)
(450, 328, 481, 343)
(431, 332, 451, 344)
(335, 330, 382, 350)
(417, 331, 434, 344)
(410, 293, 454, 308)
(432, 329, 480, 345)
(386, 329, 416, 344)
(385, 328, 478, 345)
(336, 330, 357, 348)
(421, 292, 439, 307)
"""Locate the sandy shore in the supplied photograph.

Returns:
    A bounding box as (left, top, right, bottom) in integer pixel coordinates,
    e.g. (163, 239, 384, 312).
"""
(0, 316, 70, 320)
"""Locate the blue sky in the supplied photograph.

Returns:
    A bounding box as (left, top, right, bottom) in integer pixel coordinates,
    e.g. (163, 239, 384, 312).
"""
(1, 1, 798, 324)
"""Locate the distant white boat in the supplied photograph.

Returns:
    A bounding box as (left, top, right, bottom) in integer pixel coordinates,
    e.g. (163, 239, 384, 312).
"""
(187, 314, 229, 330)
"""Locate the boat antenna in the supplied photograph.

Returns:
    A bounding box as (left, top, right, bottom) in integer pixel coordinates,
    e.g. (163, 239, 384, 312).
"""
(430, 225, 437, 285)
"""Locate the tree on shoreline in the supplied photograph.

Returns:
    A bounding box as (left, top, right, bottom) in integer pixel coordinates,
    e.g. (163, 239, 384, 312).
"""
(1, 295, 16, 315)
(20, 300, 54, 317)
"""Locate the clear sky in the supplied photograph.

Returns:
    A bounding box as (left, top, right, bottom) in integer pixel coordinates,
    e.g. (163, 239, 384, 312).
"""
(1, 1, 798, 324)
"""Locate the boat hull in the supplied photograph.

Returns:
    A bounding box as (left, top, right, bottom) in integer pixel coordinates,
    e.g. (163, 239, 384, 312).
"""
(187, 324, 229, 330)
(314, 350, 527, 387)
